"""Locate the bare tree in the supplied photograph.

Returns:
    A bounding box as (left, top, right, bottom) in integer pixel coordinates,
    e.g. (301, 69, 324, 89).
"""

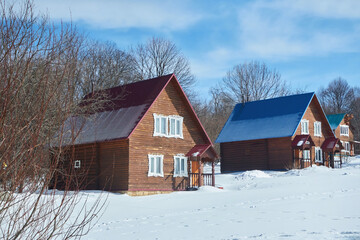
(0, 1, 105, 239)
(219, 61, 289, 105)
(76, 41, 136, 98)
(318, 77, 355, 114)
(131, 37, 195, 96)
(350, 87, 360, 143)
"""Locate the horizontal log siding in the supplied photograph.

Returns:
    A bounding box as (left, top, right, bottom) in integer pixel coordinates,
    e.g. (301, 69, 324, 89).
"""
(99, 139, 129, 191)
(54, 143, 98, 190)
(293, 97, 334, 165)
(129, 79, 208, 191)
(335, 118, 354, 155)
(268, 137, 293, 170)
(220, 139, 268, 172)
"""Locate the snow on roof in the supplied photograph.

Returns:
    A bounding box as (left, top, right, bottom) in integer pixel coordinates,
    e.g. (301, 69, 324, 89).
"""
(326, 113, 346, 130)
(215, 92, 315, 143)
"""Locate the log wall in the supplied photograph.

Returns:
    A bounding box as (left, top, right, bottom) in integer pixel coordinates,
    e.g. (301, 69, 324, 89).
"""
(128, 78, 208, 191)
(293, 96, 334, 165)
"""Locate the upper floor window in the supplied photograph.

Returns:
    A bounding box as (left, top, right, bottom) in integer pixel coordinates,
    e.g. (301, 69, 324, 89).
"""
(315, 147, 323, 163)
(153, 114, 168, 137)
(153, 113, 183, 139)
(301, 119, 309, 134)
(314, 121, 321, 137)
(340, 125, 349, 136)
(174, 155, 188, 177)
(148, 154, 164, 177)
(169, 116, 183, 138)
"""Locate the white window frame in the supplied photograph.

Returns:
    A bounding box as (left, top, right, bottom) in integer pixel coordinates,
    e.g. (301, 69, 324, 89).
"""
(74, 160, 81, 169)
(153, 114, 168, 137)
(148, 154, 164, 177)
(340, 125, 349, 137)
(314, 121, 322, 137)
(168, 115, 184, 139)
(315, 147, 323, 163)
(342, 141, 350, 153)
(301, 119, 309, 134)
(303, 150, 310, 161)
(173, 155, 188, 177)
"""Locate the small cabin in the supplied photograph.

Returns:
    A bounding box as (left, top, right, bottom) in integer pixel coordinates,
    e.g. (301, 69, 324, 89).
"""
(327, 113, 355, 156)
(51, 74, 218, 195)
(216, 92, 344, 172)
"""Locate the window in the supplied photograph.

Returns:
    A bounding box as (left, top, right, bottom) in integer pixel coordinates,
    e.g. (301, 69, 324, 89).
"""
(153, 113, 183, 138)
(301, 120, 309, 134)
(148, 154, 164, 177)
(315, 147, 323, 163)
(74, 160, 81, 169)
(342, 141, 351, 153)
(169, 116, 183, 138)
(174, 156, 188, 177)
(340, 125, 349, 136)
(314, 121, 321, 137)
(303, 150, 310, 161)
(153, 114, 168, 137)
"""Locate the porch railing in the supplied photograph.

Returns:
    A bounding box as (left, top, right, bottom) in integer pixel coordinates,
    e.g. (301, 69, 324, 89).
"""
(188, 173, 213, 188)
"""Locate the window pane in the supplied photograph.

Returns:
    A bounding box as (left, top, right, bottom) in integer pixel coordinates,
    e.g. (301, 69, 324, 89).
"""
(175, 158, 180, 174)
(176, 120, 181, 135)
(155, 118, 160, 133)
(180, 158, 185, 173)
(150, 157, 155, 173)
(161, 117, 167, 134)
(156, 157, 161, 174)
(170, 118, 175, 135)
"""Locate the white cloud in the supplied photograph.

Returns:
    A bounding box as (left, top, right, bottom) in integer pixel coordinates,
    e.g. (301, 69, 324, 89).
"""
(269, 0, 360, 20)
(33, 0, 203, 30)
(234, 0, 360, 59)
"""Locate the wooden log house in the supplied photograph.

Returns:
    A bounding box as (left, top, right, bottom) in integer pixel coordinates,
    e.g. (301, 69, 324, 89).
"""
(216, 92, 344, 172)
(327, 113, 355, 157)
(51, 74, 218, 195)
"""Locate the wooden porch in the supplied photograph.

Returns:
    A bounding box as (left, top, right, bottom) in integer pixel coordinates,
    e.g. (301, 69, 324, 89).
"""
(180, 144, 218, 190)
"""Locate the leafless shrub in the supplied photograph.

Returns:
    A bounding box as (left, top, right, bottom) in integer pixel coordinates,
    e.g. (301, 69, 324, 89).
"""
(0, 1, 106, 239)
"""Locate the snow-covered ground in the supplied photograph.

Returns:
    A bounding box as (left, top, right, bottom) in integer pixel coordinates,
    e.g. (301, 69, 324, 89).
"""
(82, 156, 360, 239)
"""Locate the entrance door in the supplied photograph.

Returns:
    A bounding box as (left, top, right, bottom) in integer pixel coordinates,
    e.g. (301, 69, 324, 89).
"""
(191, 161, 200, 187)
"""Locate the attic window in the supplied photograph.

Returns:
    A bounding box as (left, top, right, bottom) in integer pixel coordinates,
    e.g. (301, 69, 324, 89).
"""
(153, 114, 183, 139)
(314, 121, 321, 137)
(74, 160, 81, 169)
(153, 114, 168, 137)
(340, 125, 349, 136)
(169, 116, 183, 138)
(301, 119, 309, 134)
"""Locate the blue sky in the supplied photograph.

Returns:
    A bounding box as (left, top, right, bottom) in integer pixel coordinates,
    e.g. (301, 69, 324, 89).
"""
(34, 0, 360, 100)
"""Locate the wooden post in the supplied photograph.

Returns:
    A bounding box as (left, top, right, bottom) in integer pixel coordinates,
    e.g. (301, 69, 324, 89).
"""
(198, 157, 202, 187)
(211, 160, 215, 187)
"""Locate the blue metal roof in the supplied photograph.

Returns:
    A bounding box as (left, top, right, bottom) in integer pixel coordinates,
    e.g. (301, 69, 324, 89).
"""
(326, 113, 345, 130)
(215, 92, 315, 143)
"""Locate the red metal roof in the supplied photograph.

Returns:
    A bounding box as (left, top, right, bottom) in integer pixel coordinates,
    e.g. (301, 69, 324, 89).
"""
(186, 144, 218, 159)
(291, 135, 315, 149)
(82, 74, 172, 111)
(186, 144, 211, 157)
(321, 137, 343, 151)
(60, 74, 213, 147)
